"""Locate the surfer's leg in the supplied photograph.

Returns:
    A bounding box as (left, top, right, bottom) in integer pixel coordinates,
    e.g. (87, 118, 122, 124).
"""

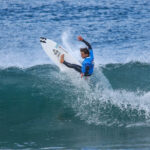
(60, 54, 81, 73)
(63, 61, 81, 73)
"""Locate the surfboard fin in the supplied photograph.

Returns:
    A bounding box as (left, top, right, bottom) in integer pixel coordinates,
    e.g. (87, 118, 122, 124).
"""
(40, 37, 47, 43)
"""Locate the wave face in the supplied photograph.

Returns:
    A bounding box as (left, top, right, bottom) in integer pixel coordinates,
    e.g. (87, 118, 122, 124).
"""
(1, 63, 150, 149)
(1, 63, 150, 127)
(102, 62, 150, 92)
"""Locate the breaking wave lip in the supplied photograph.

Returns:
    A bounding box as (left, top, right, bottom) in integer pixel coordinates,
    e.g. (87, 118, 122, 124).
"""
(1, 63, 150, 127)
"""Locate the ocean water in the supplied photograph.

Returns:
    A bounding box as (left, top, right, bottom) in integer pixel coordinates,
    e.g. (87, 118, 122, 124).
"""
(0, 0, 150, 149)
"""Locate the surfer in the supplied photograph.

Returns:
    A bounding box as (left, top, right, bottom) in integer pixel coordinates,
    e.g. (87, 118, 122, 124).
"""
(60, 36, 94, 78)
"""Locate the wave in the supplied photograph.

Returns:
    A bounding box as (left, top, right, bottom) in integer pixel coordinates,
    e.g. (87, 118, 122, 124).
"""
(1, 62, 150, 127)
(102, 61, 150, 92)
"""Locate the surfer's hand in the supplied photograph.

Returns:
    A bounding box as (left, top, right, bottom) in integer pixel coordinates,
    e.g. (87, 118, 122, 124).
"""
(81, 73, 84, 78)
(78, 36, 83, 41)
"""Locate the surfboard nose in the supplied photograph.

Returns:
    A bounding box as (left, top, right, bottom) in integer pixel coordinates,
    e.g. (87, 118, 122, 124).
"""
(40, 37, 47, 43)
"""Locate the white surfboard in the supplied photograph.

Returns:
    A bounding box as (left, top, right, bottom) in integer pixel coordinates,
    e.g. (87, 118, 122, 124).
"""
(40, 37, 81, 71)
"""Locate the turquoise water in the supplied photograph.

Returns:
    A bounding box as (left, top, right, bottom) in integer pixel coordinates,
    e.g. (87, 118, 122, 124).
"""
(0, 0, 150, 149)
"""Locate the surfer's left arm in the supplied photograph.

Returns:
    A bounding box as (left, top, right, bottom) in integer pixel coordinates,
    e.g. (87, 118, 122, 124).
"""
(81, 61, 86, 78)
(81, 73, 84, 78)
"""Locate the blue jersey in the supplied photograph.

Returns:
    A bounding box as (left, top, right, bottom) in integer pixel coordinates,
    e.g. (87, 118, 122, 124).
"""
(82, 49, 94, 75)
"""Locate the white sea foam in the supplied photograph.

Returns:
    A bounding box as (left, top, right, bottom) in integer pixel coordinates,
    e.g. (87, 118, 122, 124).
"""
(64, 64, 150, 126)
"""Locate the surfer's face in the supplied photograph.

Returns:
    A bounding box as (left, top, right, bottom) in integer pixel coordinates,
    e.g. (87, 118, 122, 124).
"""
(81, 52, 89, 58)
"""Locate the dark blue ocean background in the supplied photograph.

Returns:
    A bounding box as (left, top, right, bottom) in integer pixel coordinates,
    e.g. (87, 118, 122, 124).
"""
(0, 0, 150, 149)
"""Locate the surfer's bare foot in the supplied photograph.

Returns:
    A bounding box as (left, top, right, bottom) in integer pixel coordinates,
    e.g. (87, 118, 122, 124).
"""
(60, 54, 64, 63)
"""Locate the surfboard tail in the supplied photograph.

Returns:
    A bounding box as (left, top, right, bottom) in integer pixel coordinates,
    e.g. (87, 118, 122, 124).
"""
(40, 37, 47, 43)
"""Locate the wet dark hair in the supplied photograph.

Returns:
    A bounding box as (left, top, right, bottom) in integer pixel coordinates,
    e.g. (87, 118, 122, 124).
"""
(80, 48, 89, 55)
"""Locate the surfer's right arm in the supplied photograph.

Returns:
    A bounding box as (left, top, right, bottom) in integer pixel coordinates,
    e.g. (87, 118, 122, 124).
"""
(78, 36, 94, 60)
(78, 36, 92, 50)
